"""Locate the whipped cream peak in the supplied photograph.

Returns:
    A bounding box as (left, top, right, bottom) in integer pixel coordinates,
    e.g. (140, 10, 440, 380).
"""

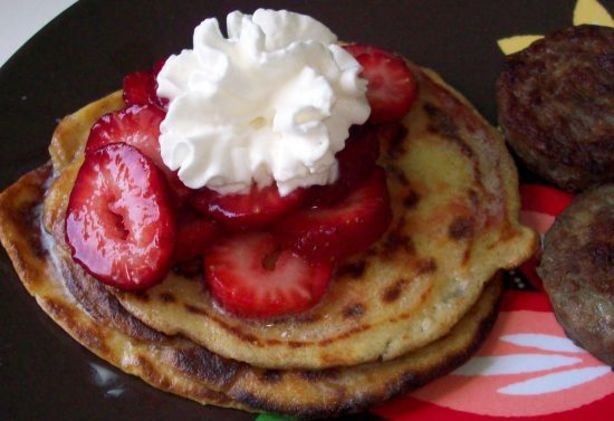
(157, 9, 370, 195)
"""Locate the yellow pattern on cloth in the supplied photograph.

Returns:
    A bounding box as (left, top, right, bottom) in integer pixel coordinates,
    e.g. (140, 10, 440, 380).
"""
(573, 0, 613, 26)
(497, 35, 544, 55)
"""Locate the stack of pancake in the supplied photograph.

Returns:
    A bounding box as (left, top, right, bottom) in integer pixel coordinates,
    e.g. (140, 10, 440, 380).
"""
(0, 63, 536, 416)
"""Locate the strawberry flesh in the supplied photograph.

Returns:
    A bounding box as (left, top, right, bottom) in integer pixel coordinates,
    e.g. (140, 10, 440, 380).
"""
(123, 58, 168, 108)
(276, 166, 392, 262)
(191, 184, 307, 231)
(173, 210, 222, 263)
(86, 104, 191, 201)
(204, 233, 332, 318)
(123, 71, 157, 107)
(66, 143, 176, 290)
(308, 124, 381, 206)
(151, 57, 167, 78)
(345, 44, 417, 124)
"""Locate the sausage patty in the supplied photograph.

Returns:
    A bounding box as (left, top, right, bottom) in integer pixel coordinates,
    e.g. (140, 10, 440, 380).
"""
(538, 184, 613, 366)
(496, 25, 614, 192)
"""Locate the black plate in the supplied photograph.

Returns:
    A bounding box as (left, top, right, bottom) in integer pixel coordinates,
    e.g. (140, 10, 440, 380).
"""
(0, 0, 592, 419)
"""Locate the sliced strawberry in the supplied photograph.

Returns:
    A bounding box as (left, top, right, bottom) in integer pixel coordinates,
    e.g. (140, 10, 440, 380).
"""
(174, 257, 203, 278)
(344, 44, 417, 124)
(123, 71, 156, 107)
(191, 184, 307, 231)
(123, 58, 168, 108)
(173, 211, 222, 263)
(204, 233, 332, 318)
(151, 57, 167, 78)
(86, 104, 163, 162)
(308, 124, 381, 206)
(276, 166, 392, 262)
(65, 143, 176, 290)
(86, 104, 191, 201)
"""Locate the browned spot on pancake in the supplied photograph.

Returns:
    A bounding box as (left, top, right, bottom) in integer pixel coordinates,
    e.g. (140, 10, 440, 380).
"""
(424, 102, 456, 136)
(447, 216, 475, 264)
(494, 222, 519, 244)
(381, 232, 415, 256)
(130, 290, 150, 302)
(383, 122, 409, 158)
(462, 247, 472, 265)
(386, 164, 410, 186)
(186, 386, 235, 406)
(299, 368, 340, 382)
(260, 369, 283, 383)
(417, 258, 437, 274)
(468, 189, 480, 208)
(42, 297, 110, 355)
(382, 278, 409, 303)
(134, 355, 155, 379)
(185, 303, 208, 316)
(336, 260, 366, 279)
(0, 168, 51, 272)
(424, 102, 474, 159)
(448, 216, 474, 240)
(185, 304, 266, 346)
(60, 261, 167, 343)
(136, 355, 172, 390)
(170, 346, 241, 388)
(291, 313, 322, 324)
(318, 324, 371, 346)
(387, 282, 435, 323)
(244, 310, 322, 326)
(342, 303, 366, 319)
(403, 190, 420, 209)
(159, 292, 176, 304)
(19, 201, 47, 259)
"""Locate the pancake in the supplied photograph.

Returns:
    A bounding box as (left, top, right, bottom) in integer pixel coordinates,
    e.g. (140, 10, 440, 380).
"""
(0, 166, 244, 412)
(51, 64, 533, 369)
(0, 165, 502, 416)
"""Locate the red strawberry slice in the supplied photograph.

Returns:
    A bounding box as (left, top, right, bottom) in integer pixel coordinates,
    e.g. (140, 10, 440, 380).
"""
(308, 124, 381, 206)
(276, 166, 392, 262)
(86, 104, 191, 201)
(123, 71, 157, 107)
(123, 58, 168, 108)
(345, 44, 417, 124)
(65, 143, 176, 290)
(191, 183, 307, 232)
(151, 57, 167, 78)
(173, 211, 222, 263)
(86, 104, 164, 163)
(204, 233, 332, 318)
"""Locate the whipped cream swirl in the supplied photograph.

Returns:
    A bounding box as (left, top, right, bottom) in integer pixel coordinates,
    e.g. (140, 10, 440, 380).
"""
(156, 9, 370, 195)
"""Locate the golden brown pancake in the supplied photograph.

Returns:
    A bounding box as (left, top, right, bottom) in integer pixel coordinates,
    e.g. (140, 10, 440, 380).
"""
(42, 64, 534, 369)
(0, 166, 244, 412)
(0, 166, 502, 416)
(0, 60, 535, 415)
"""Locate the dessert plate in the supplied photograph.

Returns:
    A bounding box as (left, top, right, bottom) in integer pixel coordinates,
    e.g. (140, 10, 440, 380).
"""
(0, 0, 592, 419)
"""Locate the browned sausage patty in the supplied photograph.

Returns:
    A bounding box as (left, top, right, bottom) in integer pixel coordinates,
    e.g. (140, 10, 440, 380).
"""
(496, 25, 614, 192)
(538, 184, 613, 366)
